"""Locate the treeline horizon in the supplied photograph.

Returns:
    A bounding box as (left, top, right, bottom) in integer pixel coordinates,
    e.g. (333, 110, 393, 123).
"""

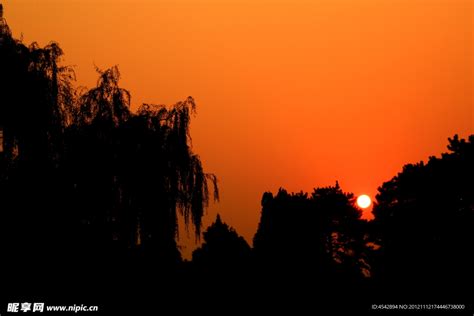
(1, 7, 473, 314)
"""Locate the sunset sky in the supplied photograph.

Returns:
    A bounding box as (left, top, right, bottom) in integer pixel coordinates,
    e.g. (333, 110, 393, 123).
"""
(3, 0, 472, 256)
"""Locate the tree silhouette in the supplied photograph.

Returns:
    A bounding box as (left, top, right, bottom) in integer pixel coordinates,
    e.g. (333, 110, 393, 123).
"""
(253, 183, 370, 283)
(0, 12, 218, 269)
(1, 9, 76, 265)
(372, 135, 474, 297)
(192, 214, 251, 267)
(62, 72, 219, 264)
(2, 5, 473, 313)
(77, 66, 129, 126)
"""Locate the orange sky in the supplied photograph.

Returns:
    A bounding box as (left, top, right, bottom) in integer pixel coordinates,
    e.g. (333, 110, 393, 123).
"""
(3, 0, 472, 257)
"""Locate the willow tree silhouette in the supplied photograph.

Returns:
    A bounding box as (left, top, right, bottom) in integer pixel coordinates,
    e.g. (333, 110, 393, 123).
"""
(2, 5, 473, 314)
(64, 71, 219, 263)
(253, 183, 371, 284)
(371, 135, 474, 298)
(1, 7, 76, 269)
(0, 10, 218, 275)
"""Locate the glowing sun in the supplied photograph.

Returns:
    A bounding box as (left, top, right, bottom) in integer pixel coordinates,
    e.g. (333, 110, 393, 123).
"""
(357, 194, 371, 209)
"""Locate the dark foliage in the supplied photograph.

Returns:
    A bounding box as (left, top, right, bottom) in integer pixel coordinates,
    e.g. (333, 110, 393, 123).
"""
(371, 135, 474, 298)
(1, 6, 472, 314)
(0, 12, 218, 273)
(193, 214, 251, 267)
(253, 183, 371, 283)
